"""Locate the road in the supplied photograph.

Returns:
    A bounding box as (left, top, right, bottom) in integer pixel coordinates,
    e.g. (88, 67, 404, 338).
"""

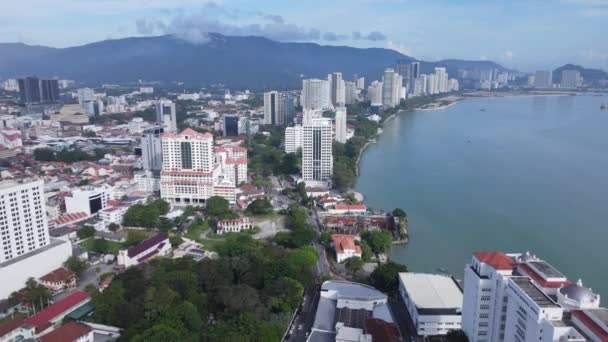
(53, 260, 115, 302)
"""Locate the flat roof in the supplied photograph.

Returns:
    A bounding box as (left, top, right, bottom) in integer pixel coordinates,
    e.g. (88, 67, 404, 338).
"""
(398, 273, 463, 310)
(528, 260, 566, 279)
(585, 308, 608, 328)
(510, 277, 560, 308)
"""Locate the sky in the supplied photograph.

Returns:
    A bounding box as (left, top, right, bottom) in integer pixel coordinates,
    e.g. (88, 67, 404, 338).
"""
(1, 0, 607, 71)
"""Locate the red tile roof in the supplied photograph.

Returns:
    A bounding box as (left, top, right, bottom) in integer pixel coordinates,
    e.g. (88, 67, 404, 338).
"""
(39, 321, 92, 342)
(364, 318, 400, 342)
(225, 157, 248, 164)
(54, 212, 88, 226)
(332, 234, 362, 255)
(518, 263, 570, 288)
(24, 291, 90, 333)
(572, 311, 608, 342)
(473, 251, 514, 270)
(39, 268, 76, 284)
(127, 233, 168, 258)
(0, 318, 25, 338)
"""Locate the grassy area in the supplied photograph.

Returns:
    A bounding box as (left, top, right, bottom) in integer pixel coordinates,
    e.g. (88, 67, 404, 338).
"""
(80, 238, 124, 255)
(184, 220, 209, 241)
(199, 238, 224, 252)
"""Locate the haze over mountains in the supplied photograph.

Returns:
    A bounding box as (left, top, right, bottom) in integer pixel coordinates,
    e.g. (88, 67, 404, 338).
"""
(0, 33, 604, 88)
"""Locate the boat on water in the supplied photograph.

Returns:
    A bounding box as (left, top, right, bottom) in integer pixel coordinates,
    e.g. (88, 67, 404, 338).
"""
(601, 103, 607, 110)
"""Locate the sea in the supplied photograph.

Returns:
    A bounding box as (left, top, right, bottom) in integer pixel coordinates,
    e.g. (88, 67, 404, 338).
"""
(356, 94, 608, 297)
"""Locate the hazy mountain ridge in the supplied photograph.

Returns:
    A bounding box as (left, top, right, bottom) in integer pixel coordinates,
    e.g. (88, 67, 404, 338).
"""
(0, 34, 514, 89)
(553, 64, 608, 84)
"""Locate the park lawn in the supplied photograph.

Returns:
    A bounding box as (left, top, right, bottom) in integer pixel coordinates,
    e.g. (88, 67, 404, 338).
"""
(184, 220, 209, 242)
(80, 238, 124, 255)
(199, 238, 224, 252)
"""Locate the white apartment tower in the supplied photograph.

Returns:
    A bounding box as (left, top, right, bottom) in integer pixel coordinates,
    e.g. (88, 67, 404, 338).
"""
(160, 128, 215, 205)
(156, 100, 177, 132)
(334, 107, 347, 144)
(382, 69, 401, 108)
(302, 117, 333, 183)
(141, 126, 164, 172)
(302, 79, 331, 111)
(344, 81, 357, 105)
(263, 91, 284, 126)
(534, 70, 553, 88)
(285, 125, 304, 154)
(215, 146, 248, 187)
(0, 179, 50, 263)
(367, 81, 383, 107)
(435, 67, 449, 93)
(329, 72, 346, 107)
(462, 251, 601, 342)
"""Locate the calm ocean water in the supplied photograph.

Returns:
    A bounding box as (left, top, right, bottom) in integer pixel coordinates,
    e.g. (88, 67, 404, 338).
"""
(356, 94, 608, 296)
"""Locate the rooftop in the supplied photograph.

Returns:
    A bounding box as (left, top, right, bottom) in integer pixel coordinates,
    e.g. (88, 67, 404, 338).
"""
(474, 251, 514, 270)
(24, 291, 90, 332)
(39, 321, 92, 342)
(398, 273, 463, 310)
(39, 267, 75, 283)
(510, 276, 560, 308)
(127, 233, 168, 258)
(573, 309, 608, 341)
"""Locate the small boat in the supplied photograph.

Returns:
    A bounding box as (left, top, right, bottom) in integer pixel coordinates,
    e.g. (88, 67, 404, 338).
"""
(601, 103, 607, 110)
(480, 108, 486, 112)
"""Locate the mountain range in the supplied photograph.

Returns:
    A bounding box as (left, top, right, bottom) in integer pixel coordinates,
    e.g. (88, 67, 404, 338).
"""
(552, 64, 608, 84)
(0, 34, 526, 89)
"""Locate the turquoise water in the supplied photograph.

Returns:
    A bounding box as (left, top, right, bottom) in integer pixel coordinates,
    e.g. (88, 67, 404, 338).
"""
(356, 94, 608, 296)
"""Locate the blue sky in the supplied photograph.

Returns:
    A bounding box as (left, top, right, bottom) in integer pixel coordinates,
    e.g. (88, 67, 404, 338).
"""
(1, 0, 607, 71)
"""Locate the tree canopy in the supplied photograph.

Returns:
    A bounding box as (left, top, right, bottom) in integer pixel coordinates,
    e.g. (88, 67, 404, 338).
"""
(368, 261, 408, 294)
(361, 230, 393, 254)
(123, 199, 170, 228)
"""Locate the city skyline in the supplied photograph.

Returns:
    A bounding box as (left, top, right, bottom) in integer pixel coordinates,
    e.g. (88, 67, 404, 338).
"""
(1, 0, 607, 71)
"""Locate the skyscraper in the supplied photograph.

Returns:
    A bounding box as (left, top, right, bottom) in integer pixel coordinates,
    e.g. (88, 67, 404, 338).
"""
(367, 81, 383, 107)
(382, 69, 401, 108)
(302, 79, 331, 111)
(344, 81, 357, 105)
(534, 70, 553, 88)
(356, 77, 365, 90)
(410, 62, 421, 93)
(285, 125, 304, 154)
(334, 107, 347, 144)
(263, 91, 285, 126)
(141, 126, 164, 172)
(329, 72, 346, 107)
(283, 95, 295, 125)
(18, 77, 42, 104)
(435, 67, 448, 93)
(223, 114, 239, 136)
(560, 70, 581, 89)
(39, 79, 60, 103)
(156, 100, 177, 132)
(0, 179, 50, 263)
(302, 117, 333, 183)
(396, 59, 411, 87)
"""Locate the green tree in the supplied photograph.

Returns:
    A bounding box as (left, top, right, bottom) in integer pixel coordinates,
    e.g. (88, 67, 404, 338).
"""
(368, 261, 408, 294)
(359, 240, 373, 262)
(392, 208, 407, 218)
(33, 148, 56, 161)
(446, 329, 469, 342)
(246, 198, 273, 216)
(77, 225, 96, 240)
(344, 256, 364, 275)
(126, 230, 148, 246)
(91, 238, 110, 254)
(320, 231, 332, 245)
(64, 256, 87, 278)
(108, 223, 120, 232)
(206, 196, 230, 217)
(361, 230, 393, 254)
(170, 235, 184, 248)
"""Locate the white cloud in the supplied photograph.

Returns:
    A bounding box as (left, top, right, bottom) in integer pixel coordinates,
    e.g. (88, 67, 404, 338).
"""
(504, 50, 514, 60)
(386, 41, 411, 56)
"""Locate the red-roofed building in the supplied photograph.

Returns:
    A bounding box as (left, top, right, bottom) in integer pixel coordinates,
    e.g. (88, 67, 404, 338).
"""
(39, 267, 77, 292)
(39, 321, 93, 342)
(364, 318, 400, 342)
(572, 309, 608, 342)
(473, 251, 514, 271)
(117, 233, 171, 268)
(53, 212, 88, 228)
(0, 291, 93, 339)
(331, 234, 362, 263)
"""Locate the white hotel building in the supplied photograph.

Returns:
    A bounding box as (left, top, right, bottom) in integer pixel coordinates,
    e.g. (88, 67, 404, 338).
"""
(160, 128, 246, 205)
(462, 251, 605, 342)
(284, 125, 303, 154)
(0, 179, 72, 299)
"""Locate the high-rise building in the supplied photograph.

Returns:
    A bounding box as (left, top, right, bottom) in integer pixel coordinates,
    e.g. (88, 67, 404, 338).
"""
(534, 70, 553, 88)
(356, 77, 365, 90)
(396, 60, 411, 86)
(215, 145, 248, 187)
(160, 129, 215, 205)
(283, 95, 295, 125)
(367, 81, 383, 107)
(382, 68, 401, 108)
(426, 74, 437, 95)
(302, 79, 331, 111)
(0, 179, 72, 299)
(329, 72, 346, 107)
(560, 70, 581, 89)
(223, 114, 239, 136)
(435, 67, 448, 93)
(285, 125, 304, 154)
(334, 107, 347, 144)
(141, 126, 164, 172)
(156, 100, 177, 132)
(302, 117, 333, 183)
(263, 91, 285, 126)
(18, 77, 42, 104)
(462, 251, 601, 342)
(344, 81, 357, 105)
(0, 179, 50, 263)
(39, 79, 60, 103)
